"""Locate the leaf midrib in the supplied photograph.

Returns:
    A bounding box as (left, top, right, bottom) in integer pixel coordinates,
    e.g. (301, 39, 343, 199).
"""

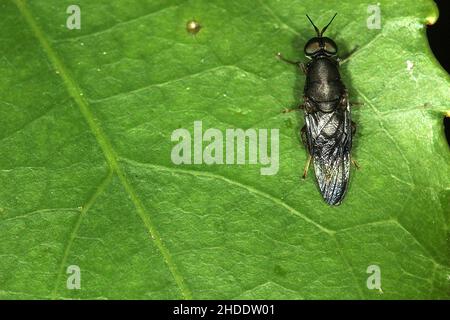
(12, 0, 192, 299)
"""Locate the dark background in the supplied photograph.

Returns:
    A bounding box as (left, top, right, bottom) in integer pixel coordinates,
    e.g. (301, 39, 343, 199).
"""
(426, 0, 450, 145)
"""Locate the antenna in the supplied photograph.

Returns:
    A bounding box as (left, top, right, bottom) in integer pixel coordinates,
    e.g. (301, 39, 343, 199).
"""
(306, 14, 320, 37)
(320, 13, 337, 36)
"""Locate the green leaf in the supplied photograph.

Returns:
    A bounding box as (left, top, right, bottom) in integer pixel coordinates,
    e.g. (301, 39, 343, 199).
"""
(0, 0, 448, 299)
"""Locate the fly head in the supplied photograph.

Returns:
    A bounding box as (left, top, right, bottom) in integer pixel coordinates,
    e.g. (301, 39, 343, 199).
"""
(304, 13, 338, 58)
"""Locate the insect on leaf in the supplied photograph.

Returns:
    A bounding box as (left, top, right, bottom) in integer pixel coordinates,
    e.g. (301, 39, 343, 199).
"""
(0, 0, 448, 299)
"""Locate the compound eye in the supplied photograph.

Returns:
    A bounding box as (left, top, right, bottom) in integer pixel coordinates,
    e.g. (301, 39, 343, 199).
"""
(305, 40, 321, 55)
(323, 38, 337, 54)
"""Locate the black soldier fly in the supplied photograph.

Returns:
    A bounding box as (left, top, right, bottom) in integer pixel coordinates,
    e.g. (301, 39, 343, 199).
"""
(277, 13, 357, 206)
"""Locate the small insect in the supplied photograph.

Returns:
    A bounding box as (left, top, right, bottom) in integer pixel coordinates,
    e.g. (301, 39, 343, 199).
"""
(186, 19, 201, 34)
(277, 13, 357, 205)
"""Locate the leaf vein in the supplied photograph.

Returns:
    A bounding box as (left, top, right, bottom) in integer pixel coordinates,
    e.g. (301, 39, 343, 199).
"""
(51, 170, 113, 299)
(52, 4, 179, 43)
(120, 158, 334, 235)
(88, 65, 251, 104)
(13, 0, 192, 300)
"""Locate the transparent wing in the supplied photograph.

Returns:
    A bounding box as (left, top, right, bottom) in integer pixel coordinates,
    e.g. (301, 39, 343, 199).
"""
(305, 104, 352, 205)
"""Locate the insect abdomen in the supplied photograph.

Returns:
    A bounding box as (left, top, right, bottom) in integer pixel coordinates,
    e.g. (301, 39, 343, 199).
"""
(305, 109, 352, 205)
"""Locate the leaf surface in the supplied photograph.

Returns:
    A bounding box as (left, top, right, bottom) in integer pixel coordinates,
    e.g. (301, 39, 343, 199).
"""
(0, 0, 449, 299)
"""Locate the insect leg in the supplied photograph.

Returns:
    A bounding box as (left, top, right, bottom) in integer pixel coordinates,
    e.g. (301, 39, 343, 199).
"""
(338, 46, 359, 65)
(350, 101, 364, 107)
(300, 125, 312, 178)
(276, 53, 306, 73)
(339, 91, 349, 111)
(282, 102, 305, 113)
(302, 97, 316, 113)
(351, 120, 356, 135)
(350, 122, 360, 169)
(300, 125, 308, 148)
(351, 158, 360, 169)
(302, 154, 312, 179)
